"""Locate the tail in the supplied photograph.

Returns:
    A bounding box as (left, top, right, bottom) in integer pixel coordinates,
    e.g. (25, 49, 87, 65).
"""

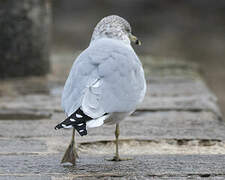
(55, 108, 92, 136)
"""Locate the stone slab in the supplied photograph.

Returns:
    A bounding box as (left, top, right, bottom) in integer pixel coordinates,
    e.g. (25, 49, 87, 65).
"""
(0, 176, 51, 180)
(0, 111, 224, 140)
(0, 109, 52, 120)
(1, 154, 225, 179)
(0, 138, 47, 154)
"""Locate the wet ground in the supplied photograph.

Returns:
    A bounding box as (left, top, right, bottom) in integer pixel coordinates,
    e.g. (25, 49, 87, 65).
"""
(0, 53, 224, 179)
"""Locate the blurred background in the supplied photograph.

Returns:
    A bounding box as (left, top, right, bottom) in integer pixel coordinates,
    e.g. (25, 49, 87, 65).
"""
(52, 0, 225, 115)
(0, 0, 225, 114)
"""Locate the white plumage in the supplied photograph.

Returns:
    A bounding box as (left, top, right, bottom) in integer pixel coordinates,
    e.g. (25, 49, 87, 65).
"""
(61, 38, 146, 128)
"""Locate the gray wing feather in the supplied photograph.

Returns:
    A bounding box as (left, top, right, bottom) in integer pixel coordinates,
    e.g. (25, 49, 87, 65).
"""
(61, 49, 97, 116)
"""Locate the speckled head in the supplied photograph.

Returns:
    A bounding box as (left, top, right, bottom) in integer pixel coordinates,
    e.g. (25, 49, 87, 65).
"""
(91, 15, 140, 45)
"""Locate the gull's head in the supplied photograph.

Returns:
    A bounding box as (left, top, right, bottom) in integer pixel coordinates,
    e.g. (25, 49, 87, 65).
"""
(91, 15, 141, 45)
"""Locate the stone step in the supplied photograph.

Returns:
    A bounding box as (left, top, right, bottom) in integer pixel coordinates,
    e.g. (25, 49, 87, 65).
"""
(0, 57, 224, 179)
(1, 154, 225, 179)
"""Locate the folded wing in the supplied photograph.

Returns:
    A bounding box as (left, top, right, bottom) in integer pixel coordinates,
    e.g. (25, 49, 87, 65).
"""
(58, 39, 146, 135)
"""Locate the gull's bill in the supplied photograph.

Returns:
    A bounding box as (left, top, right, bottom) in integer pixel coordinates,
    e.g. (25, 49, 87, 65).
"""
(129, 34, 141, 45)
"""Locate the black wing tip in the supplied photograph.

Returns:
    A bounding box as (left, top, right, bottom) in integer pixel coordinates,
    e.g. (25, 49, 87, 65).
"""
(79, 131, 87, 136)
(54, 124, 62, 130)
(54, 108, 90, 135)
(54, 124, 88, 136)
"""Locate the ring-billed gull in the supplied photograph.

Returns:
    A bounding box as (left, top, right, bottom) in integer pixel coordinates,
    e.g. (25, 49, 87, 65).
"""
(55, 15, 146, 165)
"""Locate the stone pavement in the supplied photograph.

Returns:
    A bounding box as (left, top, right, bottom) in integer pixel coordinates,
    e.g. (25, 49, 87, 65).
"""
(0, 54, 224, 179)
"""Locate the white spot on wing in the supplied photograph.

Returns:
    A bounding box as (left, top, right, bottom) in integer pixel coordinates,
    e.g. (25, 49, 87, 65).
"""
(78, 123, 83, 126)
(62, 124, 73, 128)
(79, 130, 84, 132)
(76, 114, 83, 118)
(70, 118, 76, 122)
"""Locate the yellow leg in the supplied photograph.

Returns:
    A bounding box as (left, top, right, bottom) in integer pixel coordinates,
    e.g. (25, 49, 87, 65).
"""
(61, 128, 78, 165)
(114, 123, 120, 161)
(108, 123, 122, 161)
(107, 123, 132, 161)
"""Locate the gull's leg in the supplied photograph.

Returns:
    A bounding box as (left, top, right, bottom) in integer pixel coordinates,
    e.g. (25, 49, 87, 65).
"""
(114, 123, 120, 161)
(61, 128, 78, 165)
(108, 123, 132, 161)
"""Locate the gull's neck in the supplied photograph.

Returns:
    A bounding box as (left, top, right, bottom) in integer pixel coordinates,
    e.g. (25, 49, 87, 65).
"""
(89, 37, 132, 49)
(91, 28, 130, 45)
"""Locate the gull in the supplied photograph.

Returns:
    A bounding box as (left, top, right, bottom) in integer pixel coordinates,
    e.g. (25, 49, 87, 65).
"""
(55, 15, 146, 165)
